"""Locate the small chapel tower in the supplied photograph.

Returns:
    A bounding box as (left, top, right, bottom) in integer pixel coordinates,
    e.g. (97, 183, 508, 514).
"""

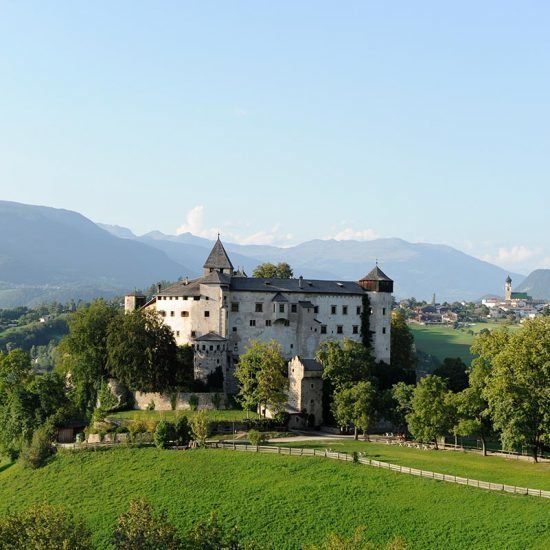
(504, 275, 512, 301)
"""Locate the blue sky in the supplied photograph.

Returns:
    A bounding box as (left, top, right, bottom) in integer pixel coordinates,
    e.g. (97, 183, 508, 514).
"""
(0, 2, 548, 274)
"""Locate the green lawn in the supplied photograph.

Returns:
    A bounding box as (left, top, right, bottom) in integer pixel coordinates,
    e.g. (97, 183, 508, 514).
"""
(0, 447, 548, 549)
(276, 440, 550, 490)
(107, 408, 249, 423)
(409, 321, 521, 365)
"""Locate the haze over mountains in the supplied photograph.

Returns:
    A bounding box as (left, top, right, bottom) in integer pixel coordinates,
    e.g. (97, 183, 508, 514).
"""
(0, 201, 530, 307)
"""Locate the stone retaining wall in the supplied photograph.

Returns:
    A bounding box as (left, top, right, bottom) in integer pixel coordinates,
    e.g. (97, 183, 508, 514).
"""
(132, 391, 226, 411)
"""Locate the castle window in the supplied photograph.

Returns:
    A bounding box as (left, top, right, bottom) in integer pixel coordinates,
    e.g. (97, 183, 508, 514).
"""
(250, 320, 256, 327)
(290, 344, 293, 349)
(231, 302, 239, 312)
(343, 306, 348, 315)
(356, 306, 361, 315)
(314, 306, 319, 314)
(194, 296, 200, 301)
(266, 320, 272, 326)
(255, 303, 263, 313)
(202, 345, 206, 351)
(170, 296, 173, 300)
(337, 325, 343, 334)
(291, 304, 297, 313)
(352, 325, 359, 334)
(217, 359, 220, 364)
(232, 327, 237, 332)
(383, 307, 387, 315)
(382, 327, 387, 334)
(183, 296, 188, 300)
(191, 331, 196, 337)
(331, 305, 337, 315)
(176, 331, 180, 337)
(216, 345, 220, 350)
(209, 345, 213, 351)
(204, 311, 210, 317)
(284, 320, 290, 326)
(311, 384, 314, 389)
(279, 304, 285, 313)
(181, 311, 189, 317)
(321, 325, 327, 334)
(170, 311, 175, 317)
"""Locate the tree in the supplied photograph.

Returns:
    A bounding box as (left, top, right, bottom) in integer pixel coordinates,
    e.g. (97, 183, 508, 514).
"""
(112, 499, 182, 549)
(433, 357, 469, 393)
(57, 299, 120, 417)
(0, 503, 92, 549)
(106, 311, 179, 392)
(332, 381, 376, 440)
(190, 410, 210, 447)
(154, 420, 175, 449)
(481, 318, 550, 461)
(252, 262, 293, 279)
(316, 339, 372, 391)
(388, 310, 416, 386)
(390, 382, 415, 433)
(360, 294, 374, 353)
(406, 375, 452, 449)
(0, 350, 69, 460)
(235, 340, 287, 417)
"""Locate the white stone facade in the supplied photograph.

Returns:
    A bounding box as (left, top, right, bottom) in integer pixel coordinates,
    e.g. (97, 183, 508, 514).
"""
(133, 239, 393, 393)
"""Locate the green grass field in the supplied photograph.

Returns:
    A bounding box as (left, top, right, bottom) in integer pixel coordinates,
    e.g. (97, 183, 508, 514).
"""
(409, 322, 517, 364)
(275, 440, 550, 491)
(0, 447, 548, 549)
(107, 408, 249, 423)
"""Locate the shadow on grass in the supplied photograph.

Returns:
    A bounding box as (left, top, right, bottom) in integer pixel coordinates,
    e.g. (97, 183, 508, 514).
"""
(0, 462, 14, 474)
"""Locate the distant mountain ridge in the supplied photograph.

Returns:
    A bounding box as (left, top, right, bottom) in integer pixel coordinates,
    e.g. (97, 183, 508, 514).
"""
(515, 269, 550, 300)
(0, 201, 527, 307)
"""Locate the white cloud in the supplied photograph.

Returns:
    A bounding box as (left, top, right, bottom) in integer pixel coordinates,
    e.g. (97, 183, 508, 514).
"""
(175, 207, 295, 246)
(328, 227, 379, 241)
(483, 245, 541, 265)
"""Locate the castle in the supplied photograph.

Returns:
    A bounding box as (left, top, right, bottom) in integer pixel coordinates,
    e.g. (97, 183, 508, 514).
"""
(125, 238, 393, 424)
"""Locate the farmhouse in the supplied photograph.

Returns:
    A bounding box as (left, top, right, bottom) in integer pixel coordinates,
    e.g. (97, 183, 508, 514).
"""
(125, 238, 393, 420)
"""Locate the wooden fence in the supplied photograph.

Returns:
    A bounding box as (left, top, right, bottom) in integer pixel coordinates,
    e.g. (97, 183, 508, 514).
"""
(206, 442, 550, 499)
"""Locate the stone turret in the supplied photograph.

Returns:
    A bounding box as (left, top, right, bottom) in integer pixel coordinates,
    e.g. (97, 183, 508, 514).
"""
(505, 275, 512, 301)
(203, 237, 234, 276)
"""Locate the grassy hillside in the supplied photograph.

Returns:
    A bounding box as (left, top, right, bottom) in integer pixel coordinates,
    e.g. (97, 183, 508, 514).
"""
(409, 322, 519, 365)
(276, 440, 550, 490)
(107, 409, 249, 423)
(0, 447, 548, 549)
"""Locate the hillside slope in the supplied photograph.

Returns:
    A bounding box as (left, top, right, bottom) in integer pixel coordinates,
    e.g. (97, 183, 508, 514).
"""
(515, 269, 550, 300)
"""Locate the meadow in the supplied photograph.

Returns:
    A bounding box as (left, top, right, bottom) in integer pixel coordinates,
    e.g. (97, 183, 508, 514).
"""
(275, 440, 550, 491)
(408, 322, 517, 364)
(0, 447, 548, 549)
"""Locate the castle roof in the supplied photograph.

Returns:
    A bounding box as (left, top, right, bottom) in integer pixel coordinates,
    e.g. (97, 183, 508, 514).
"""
(194, 332, 227, 342)
(360, 265, 393, 283)
(203, 237, 234, 271)
(298, 357, 324, 372)
(506, 275, 512, 284)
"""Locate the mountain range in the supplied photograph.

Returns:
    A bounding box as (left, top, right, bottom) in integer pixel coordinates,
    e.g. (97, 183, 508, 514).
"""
(0, 200, 533, 307)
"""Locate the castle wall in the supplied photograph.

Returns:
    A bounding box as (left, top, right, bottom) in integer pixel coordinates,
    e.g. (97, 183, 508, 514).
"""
(133, 391, 227, 411)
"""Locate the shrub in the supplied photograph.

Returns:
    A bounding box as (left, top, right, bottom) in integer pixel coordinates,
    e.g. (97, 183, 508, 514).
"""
(189, 394, 199, 411)
(146, 399, 156, 411)
(154, 420, 175, 449)
(247, 430, 268, 446)
(127, 419, 148, 440)
(112, 499, 182, 550)
(0, 503, 92, 549)
(174, 415, 191, 446)
(169, 391, 178, 411)
(19, 423, 55, 469)
(185, 512, 246, 549)
(190, 411, 210, 447)
(211, 392, 222, 410)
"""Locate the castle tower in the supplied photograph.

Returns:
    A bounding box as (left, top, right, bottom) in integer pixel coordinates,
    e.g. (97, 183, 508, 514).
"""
(124, 291, 146, 313)
(505, 275, 512, 301)
(203, 237, 234, 276)
(358, 265, 393, 364)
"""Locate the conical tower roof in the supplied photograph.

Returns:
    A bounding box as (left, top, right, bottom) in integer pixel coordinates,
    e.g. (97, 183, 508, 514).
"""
(360, 265, 393, 282)
(203, 237, 234, 271)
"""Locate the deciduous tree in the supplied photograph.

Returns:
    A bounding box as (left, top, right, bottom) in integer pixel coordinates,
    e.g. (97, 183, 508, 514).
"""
(252, 262, 293, 279)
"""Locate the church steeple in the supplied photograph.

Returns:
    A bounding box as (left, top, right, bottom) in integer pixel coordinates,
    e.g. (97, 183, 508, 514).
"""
(203, 237, 234, 275)
(504, 275, 512, 301)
